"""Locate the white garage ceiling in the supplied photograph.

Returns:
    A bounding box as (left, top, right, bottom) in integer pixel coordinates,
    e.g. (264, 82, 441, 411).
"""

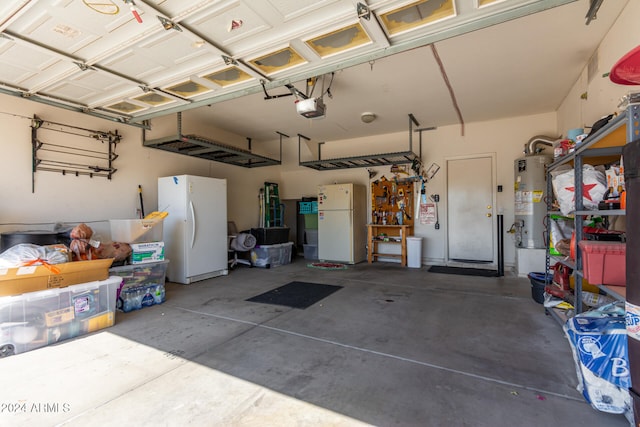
(0, 0, 628, 144)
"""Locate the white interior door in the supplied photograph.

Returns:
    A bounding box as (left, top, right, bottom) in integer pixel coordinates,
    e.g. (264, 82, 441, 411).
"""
(447, 155, 495, 263)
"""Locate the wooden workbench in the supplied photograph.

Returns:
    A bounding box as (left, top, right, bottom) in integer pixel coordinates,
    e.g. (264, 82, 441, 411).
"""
(367, 224, 413, 266)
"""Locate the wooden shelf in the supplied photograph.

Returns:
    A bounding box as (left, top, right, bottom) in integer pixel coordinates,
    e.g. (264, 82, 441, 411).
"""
(367, 224, 413, 266)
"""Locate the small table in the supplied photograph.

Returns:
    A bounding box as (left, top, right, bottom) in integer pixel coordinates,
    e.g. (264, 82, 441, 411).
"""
(367, 224, 414, 266)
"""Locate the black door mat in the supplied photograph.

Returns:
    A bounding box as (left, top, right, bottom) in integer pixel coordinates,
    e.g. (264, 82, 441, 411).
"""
(428, 266, 499, 277)
(246, 281, 343, 309)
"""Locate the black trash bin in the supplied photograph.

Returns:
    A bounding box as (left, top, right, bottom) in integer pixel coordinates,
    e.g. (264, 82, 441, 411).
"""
(527, 272, 551, 304)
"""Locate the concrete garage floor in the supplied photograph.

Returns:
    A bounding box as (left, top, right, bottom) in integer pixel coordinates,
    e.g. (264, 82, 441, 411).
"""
(0, 257, 631, 427)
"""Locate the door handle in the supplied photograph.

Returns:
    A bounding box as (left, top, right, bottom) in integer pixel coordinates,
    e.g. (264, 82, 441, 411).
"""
(189, 200, 196, 248)
(486, 213, 492, 217)
(487, 205, 492, 209)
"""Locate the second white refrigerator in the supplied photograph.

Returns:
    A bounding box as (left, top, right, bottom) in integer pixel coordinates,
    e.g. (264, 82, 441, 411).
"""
(317, 183, 366, 264)
(158, 175, 228, 284)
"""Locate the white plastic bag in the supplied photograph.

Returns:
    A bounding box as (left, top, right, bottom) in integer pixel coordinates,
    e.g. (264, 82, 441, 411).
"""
(0, 243, 70, 268)
(551, 165, 607, 215)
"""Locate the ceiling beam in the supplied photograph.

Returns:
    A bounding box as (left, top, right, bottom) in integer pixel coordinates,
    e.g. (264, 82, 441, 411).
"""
(0, 86, 150, 128)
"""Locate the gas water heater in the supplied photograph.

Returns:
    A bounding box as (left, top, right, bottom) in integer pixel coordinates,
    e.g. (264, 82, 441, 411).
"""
(514, 154, 552, 248)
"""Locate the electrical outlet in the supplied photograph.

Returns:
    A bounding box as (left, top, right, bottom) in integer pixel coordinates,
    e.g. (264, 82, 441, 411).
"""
(433, 194, 439, 202)
(435, 223, 440, 230)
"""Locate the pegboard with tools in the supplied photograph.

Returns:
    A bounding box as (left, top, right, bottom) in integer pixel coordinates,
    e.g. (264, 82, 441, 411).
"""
(370, 176, 414, 226)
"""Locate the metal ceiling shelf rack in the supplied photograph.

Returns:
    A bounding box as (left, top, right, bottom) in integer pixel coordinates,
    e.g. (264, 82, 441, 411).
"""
(299, 114, 425, 171)
(143, 113, 282, 168)
(30, 115, 120, 193)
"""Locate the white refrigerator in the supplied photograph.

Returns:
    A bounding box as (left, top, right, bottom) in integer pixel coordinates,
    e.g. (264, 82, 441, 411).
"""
(158, 175, 228, 284)
(318, 183, 367, 264)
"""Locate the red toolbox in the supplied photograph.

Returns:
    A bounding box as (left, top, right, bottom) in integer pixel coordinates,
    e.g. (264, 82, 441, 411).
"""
(578, 240, 626, 286)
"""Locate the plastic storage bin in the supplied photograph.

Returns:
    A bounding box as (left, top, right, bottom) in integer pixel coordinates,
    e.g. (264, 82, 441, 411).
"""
(250, 242, 293, 268)
(109, 218, 164, 243)
(299, 201, 318, 214)
(305, 229, 318, 245)
(303, 244, 318, 260)
(407, 237, 422, 268)
(578, 241, 626, 286)
(249, 227, 290, 245)
(109, 260, 168, 312)
(0, 276, 121, 357)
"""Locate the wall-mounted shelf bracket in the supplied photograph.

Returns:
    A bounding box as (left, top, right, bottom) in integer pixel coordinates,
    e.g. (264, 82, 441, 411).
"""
(30, 115, 121, 193)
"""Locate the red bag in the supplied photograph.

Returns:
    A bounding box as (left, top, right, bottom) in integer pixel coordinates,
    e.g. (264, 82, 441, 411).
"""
(545, 283, 571, 299)
(552, 263, 571, 290)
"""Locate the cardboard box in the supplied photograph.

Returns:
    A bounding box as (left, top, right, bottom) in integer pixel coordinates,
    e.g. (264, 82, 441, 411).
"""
(129, 242, 165, 264)
(0, 258, 113, 297)
(109, 218, 164, 243)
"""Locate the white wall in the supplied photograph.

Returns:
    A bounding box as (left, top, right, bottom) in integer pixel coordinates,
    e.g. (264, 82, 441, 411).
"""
(284, 112, 558, 267)
(0, 98, 281, 238)
(416, 114, 557, 265)
(558, 1, 640, 133)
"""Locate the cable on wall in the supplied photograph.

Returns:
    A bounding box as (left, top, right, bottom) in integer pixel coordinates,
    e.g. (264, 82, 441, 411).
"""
(430, 44, 465, 136)
(0, 111, 33, 120)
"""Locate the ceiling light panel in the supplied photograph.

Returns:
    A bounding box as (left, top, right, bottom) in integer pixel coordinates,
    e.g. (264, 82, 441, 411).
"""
(380, 0, 457, 36)
(163, 79, 213, 98)
(249, 47, 307, 75)
(104, 100, 148, 114)
(477, 0, 506, 7)
(202, 67, 253, 87)
(133, 92, 175, 106)
(306, 23, 371, 58)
